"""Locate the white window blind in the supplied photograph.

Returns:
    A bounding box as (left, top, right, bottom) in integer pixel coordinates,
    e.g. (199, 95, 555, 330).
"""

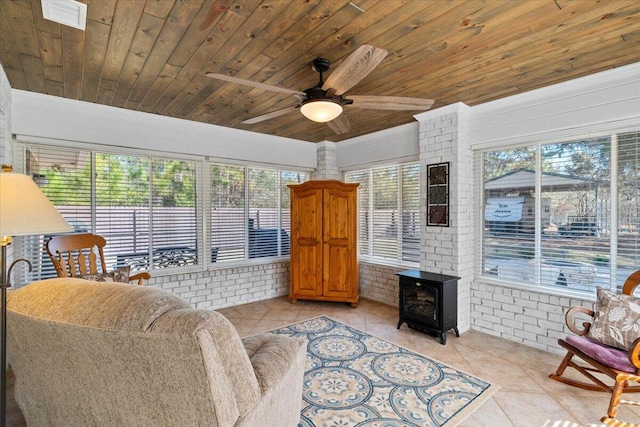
(539, 138, 611, 291)
(617, 131, 640, 283)
(280, 171, 307, 256)
(401, 163, 420, 263)
(14, 145, 200, 285)
(372, 166, 399, 259)
(211, 165, 245, 262)
(95, 153, 150, 272)
(210, 164, 307, 263)
(248, 168, 279, 258)
(150, 158, 198, 268)
(347, 169, 371, 256)
(478, 135, 631, 296)
(481, 146, 537, 284)
(345, 162, 420, 265)
(19, 146, 92, 283)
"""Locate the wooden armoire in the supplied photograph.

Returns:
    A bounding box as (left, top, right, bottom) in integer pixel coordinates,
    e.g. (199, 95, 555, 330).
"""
(288, 180, 359, 307)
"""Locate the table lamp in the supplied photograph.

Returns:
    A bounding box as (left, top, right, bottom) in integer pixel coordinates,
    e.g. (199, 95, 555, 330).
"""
(0, 165, 71, 426)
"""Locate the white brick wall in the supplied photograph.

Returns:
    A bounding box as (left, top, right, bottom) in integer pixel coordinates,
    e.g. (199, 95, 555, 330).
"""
(470, 281, 593, 354)
(415, 104, 473, 333)
(147, 261, 290, 310)
(148, 259, 404, 313)
(311, 141, 342, 180)
(147, 260, 410, 314)
(359, 261, 403, 307)
(148, 259, 405, 312)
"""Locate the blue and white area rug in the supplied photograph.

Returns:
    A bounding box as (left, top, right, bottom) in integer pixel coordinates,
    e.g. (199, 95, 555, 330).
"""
(268, 316, 497, 427)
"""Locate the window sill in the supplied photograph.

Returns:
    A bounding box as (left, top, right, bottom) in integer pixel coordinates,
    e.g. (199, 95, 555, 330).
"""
(474, 273, 597, 302)
(206, 256, 290, 271)
(143, 257, 291, 277)
(358, 257, 419, 270)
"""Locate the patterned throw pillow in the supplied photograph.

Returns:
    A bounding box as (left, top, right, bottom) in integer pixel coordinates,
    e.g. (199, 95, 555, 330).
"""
(80, 266, 131, 284)
(587, 286, 640, 351)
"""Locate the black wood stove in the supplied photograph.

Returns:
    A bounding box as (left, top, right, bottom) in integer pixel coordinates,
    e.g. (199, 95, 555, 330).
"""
(396, 270, 460, 345)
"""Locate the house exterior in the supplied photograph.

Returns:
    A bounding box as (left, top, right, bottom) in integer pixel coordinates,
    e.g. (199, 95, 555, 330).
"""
(1, 60, 640, 355)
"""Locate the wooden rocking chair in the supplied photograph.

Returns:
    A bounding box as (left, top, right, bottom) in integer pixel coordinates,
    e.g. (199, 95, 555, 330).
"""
(46, 233, 150, 285)
(550, 271, 640, 426)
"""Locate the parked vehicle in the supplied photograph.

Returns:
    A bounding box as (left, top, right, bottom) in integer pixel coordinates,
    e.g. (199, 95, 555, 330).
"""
(558, 217, 597, 237)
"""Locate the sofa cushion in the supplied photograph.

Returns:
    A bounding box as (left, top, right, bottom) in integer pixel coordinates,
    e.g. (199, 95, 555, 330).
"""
(79, 265, 131, 283)
(587, 286, 640, 351)
(8, 278, 190, 332)
(566, 334, 636, 373)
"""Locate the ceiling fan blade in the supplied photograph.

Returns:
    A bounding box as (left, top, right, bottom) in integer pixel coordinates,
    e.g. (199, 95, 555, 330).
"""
(241, 106, 299, 124)
(327, 113, 350, 135)
(348, 95, 434, 111)
(206, 73, 306, 97)
(322, 45, 388, 95)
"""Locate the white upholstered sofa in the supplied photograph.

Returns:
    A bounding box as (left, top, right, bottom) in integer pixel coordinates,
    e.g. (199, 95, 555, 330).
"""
(7, 278, 306, 426)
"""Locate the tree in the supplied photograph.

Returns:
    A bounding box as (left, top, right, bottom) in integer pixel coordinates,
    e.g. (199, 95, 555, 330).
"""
(542, 139, 610, 218)
(484, 147, 535, 180)
(211, 165, 245, 208)
(152, 159, 196, 208)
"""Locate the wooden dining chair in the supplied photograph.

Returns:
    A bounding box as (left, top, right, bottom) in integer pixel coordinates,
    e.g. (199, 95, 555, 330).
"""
(46, 233, 150, 285)
(550, 271, 640, 425)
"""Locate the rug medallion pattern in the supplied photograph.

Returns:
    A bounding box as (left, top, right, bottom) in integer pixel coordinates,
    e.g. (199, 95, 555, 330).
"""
(267, 316, 494, 427)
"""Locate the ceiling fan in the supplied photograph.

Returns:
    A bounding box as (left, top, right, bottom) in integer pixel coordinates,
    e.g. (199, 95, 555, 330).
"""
(206, 45, 434, 135)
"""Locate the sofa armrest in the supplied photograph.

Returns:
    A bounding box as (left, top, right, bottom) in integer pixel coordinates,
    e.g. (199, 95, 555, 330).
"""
(565, 306, 594, 335)
(243, 334, 306, 396)
(237, 334, 306, 427)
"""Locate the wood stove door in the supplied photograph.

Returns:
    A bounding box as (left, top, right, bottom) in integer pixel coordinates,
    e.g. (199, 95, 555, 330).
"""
(399, 278, 439, 329)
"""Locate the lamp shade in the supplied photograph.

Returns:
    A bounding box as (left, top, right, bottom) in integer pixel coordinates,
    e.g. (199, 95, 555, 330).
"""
(0, 172, 71, 236)
(300, 100, 343, 123)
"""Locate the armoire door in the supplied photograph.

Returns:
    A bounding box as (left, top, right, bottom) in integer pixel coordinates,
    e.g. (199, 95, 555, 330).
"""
(322, 187, 357, 299)
(290, 187, 323, 297)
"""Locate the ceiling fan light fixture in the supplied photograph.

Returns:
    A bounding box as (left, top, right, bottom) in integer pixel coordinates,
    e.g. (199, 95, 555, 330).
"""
(300, 100, 343, 123)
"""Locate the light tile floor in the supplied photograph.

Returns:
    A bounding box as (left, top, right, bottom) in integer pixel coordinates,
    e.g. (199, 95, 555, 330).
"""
(218, 297, 640, 427)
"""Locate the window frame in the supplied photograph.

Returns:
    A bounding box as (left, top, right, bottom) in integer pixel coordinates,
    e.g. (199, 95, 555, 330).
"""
(14, 144, 204, 281)
(345, 161, 421, 268)
(206, 162, 307, 266)
(12, 142, 310, 285)
(475, 128, 640, 298)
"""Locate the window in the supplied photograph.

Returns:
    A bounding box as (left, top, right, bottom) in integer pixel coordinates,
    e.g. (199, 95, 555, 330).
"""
(210, 164, 307, 263)
(618, 131, 640, 281)
(16, 145, 200, 284)
(479, 131, 640, 295)
(15, 145, 309, 285)
(345, 162, 420, 265)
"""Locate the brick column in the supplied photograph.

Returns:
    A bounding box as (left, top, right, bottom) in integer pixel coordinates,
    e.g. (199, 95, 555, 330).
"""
(310, 141, 342, 181)
(414, 103, 473, 332)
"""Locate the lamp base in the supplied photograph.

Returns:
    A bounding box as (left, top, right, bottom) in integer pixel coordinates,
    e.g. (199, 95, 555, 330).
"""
(1, 243, 9, 427)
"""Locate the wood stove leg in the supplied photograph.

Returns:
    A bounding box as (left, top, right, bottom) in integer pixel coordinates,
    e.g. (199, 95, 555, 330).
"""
(454, 327, 459, 337)
(439, 332, 446, 345)
(397, 320, 403, 329)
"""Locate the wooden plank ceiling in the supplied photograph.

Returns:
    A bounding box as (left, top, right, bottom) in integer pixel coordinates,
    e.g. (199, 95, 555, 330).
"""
(1, 0, 640, 143)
